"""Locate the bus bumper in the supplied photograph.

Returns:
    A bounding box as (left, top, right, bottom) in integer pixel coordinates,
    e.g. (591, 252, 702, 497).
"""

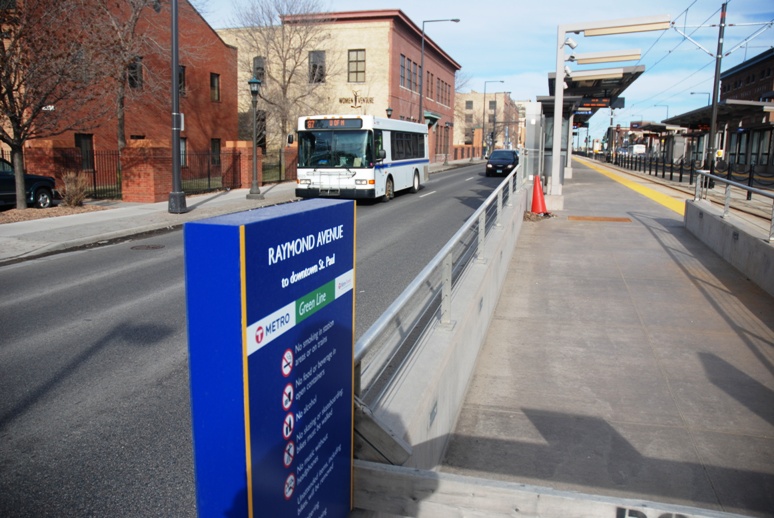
(295, 187, 377, 199)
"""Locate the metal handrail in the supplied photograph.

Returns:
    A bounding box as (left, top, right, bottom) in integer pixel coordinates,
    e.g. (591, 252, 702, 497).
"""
(694, 170, 774, 242)
(354, 158, 526, 401)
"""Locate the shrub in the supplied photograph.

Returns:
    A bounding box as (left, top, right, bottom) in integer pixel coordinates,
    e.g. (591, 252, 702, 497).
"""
(62, 171, 90, 207)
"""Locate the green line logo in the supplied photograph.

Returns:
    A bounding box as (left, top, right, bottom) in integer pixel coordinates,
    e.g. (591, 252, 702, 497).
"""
(296, 280, 335, 323)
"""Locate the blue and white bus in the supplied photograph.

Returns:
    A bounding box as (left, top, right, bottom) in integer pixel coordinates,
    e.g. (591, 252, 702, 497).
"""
(294, 115, 428, 201)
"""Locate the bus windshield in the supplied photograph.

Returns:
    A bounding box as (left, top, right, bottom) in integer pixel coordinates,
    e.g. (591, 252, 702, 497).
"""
(297, 130, 373, 168)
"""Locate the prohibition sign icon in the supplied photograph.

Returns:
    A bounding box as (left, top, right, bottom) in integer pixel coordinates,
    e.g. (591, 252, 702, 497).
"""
(284, 473, 296, 500)
(282, 412, 295, 440)
(283, 441, 295, 468)
(282, 383, 294, 411)
(281, 349, 294, 377)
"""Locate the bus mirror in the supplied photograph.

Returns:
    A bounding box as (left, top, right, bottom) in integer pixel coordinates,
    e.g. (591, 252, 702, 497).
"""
(287, 134, 294, 145)
(377, 149, 386, 161)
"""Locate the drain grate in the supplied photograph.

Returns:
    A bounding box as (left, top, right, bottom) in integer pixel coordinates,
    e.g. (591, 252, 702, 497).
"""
(567, 216, 632, 223)
(131, 244, 166, 250)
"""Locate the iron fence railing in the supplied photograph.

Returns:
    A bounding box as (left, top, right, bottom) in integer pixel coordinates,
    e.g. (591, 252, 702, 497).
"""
(181, 152, 242, 194)
(694, 170, 774, 242)
(354, 161, 526, 405)
(589, 152, 774, 199)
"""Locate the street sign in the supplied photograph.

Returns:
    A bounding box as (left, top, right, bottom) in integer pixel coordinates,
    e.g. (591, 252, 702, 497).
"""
(184, 199, 355, 518)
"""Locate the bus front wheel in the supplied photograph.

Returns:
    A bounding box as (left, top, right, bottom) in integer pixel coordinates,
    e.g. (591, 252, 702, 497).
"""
(382, 177, 394, 202)
(409, 171, 420, 193)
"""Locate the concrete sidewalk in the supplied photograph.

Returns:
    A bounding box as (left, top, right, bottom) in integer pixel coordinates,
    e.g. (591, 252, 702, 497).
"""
(440, 160, 774, 516)
(0, 158, 482, 265)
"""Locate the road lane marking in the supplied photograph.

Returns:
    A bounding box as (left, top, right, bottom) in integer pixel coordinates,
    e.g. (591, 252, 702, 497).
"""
(420, 191, 437, 198)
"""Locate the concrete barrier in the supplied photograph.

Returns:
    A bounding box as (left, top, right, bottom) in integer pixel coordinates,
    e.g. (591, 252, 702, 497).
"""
(368, 185, 530, 471)
(684, 199, 774, 298)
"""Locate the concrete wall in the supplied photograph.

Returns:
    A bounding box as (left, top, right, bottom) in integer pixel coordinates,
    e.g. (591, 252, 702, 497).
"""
(684, 199, 774, 297)
(371, 185, 530, 471)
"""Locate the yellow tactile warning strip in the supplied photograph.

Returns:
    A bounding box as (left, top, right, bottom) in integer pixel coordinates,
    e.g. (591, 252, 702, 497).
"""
(567, 216, 632, 222)
(576, 157, 686, 216)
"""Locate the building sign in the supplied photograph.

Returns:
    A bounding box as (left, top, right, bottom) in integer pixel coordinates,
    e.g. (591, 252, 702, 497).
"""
(338, 90, 374, 108)
(184, 199, 356, 518)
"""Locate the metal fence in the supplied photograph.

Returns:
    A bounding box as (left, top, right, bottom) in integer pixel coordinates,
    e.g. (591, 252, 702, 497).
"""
(3, 148, 245, 199)
(589, 151, 774, 197)
(694, 170, 774, 242)
(182, 152, 242, 194)
(354, 164, 526, 404)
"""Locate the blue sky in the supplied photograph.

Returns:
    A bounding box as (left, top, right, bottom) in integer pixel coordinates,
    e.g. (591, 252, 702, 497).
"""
(196, 0, 774, 140)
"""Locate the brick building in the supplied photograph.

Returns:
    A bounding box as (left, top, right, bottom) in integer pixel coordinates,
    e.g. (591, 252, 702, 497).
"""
(219, 10, 461, 164)
(455, 91, 522, 153)
(12, 0, 240, 202)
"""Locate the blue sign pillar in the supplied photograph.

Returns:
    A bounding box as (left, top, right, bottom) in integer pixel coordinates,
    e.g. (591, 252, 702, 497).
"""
(184, 199, 355, 518)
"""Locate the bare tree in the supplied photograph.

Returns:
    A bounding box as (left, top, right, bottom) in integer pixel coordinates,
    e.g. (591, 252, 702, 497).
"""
(231, 0, 336, 170)
(0, 0, 115, 209)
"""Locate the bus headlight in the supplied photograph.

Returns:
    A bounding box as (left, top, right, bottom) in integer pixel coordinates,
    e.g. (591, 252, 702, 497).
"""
(298, 179, 311, 185)
(355, 179, 368, 185)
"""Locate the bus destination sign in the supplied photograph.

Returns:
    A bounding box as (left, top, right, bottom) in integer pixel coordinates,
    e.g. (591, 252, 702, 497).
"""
(306, 118, 363, 130)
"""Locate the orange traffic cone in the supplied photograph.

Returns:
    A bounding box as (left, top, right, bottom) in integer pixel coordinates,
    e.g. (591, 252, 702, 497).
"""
(531, 178, 548, 215)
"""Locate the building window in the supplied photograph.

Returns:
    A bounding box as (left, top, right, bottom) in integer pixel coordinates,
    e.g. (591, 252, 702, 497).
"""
(127, 57, 143, 89)
(210, 73, 220, 101)
(400, 55, 406, 88)
(211, 139, 221, 166)
(348, 49, 365, 83)
(489, 100, 496, 110)
(0, 0, 17, 9)
(465, 114, 473, 123)
(465, 100, 473, 109)
(427, 72, 433, 99)
(179, 65, 186, 96)
(412, 62, 418, 92)
(74, 134, 94, 171)
(309, 51, 325, 83)
(253, 56, 265, 82)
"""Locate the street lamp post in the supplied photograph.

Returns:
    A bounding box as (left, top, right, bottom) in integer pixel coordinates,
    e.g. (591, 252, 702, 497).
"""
(418, 18, 459, 123)
(481, 80, 503, 158)
(690, 91, 711, 106)
(168, 0, 186, 213)
(246, 77, 264, 200)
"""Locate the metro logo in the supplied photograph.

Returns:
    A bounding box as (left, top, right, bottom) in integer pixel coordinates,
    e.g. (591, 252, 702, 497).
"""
(248, 302, 296, 355)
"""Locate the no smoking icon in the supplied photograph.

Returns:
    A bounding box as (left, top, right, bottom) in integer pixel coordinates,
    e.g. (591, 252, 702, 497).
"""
(281, 349, 293, 377)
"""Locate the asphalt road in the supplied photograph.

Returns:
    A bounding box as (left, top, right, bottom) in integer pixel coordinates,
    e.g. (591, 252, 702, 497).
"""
(0, 165, 498, 517)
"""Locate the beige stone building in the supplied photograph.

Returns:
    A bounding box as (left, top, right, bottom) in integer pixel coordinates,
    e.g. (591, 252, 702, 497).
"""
(455, 91, 523, 153)
(219, 10, 461, 163)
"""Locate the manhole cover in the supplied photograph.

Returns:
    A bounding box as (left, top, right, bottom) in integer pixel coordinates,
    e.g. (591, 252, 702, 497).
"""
(131, 244, 166, 250)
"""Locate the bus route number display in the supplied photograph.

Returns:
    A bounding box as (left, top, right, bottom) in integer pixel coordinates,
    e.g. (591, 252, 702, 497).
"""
(305, 118, 363, 130)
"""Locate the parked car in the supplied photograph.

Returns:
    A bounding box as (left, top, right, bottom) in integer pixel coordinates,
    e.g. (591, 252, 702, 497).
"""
(485, 149, 519, 177)
(0, 157, 60, 208)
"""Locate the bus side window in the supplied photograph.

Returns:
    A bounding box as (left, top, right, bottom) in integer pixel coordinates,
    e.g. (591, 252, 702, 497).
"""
(374, 130, 384, 161)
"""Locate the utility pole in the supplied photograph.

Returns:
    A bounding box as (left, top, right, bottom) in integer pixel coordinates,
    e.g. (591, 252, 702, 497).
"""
(707, 2, 726, 174)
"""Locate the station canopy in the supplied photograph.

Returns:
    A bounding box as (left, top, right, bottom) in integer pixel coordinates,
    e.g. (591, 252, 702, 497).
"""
(663, 99, 774, 130)
(540, 65, 645, 125)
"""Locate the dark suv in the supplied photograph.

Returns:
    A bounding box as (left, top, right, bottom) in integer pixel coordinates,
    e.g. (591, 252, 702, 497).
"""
(485, 149, 519, 177)
(0, 157, 60, 208)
